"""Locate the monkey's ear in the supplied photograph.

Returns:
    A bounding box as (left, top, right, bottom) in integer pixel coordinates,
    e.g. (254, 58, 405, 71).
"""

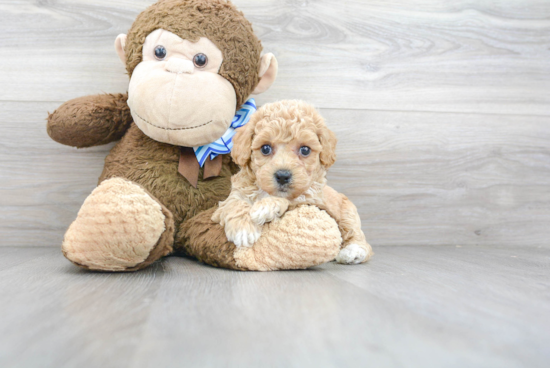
(114, 34, 127, 65)
(252, 53, 278, 95)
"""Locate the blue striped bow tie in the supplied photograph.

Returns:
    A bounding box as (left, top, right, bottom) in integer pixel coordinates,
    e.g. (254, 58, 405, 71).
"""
(193, 98, 257, 167)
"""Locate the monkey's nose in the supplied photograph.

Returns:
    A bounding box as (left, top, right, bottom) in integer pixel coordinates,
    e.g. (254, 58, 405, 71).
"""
(274, 170, 292, 186)
(165, 58, 194, 74)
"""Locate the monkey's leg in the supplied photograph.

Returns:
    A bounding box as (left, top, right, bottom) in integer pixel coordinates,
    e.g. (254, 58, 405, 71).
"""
(177, 206, 342, 271)
(62, 178, 175, 272)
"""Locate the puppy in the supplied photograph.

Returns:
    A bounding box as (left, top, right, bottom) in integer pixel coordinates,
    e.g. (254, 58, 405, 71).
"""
(212, 100, 373, 264)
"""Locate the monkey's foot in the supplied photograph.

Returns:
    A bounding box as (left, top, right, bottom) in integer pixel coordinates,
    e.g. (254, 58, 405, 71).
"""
(62, 177, 174, 271)
(234, 206, 342, 271)
(180, 206, 342, 271)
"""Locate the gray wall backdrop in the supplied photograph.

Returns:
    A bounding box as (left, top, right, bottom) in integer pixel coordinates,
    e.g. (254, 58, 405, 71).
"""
(1, 0, 549, 247)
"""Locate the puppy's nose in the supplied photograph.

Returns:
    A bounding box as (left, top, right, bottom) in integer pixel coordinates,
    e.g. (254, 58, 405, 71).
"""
(165, 58, 194, 74)
(274, 170, 292, 185)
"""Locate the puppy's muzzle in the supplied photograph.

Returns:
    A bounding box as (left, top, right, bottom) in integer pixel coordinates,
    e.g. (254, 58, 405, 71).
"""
(274, 170, 292, 187)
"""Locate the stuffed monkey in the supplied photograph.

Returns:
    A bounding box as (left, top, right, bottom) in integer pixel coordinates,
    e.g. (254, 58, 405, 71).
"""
(47, 0, 342, 271)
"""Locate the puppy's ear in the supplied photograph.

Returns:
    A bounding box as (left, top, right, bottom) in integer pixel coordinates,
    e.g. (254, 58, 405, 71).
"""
(231, 119, 256, 167)
(319, 126, 337, 168)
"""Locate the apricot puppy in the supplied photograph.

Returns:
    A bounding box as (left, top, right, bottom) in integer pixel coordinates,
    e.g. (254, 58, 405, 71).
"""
(212, 100, 373, 264)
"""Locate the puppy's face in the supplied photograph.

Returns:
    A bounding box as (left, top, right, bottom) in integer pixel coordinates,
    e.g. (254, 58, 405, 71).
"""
(250, 126, 324, 199)
(232, 101, 337, 200)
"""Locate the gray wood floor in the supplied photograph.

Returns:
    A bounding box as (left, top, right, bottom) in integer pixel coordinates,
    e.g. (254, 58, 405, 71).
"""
(0, 246, 548, 368)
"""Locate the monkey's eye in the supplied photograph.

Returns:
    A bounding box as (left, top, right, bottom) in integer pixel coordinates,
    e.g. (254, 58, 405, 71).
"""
(154, 45, 167, 60)
(193, 53, 208, 68)
(261, 145, 272, 156)
(299, 146, 311, 157)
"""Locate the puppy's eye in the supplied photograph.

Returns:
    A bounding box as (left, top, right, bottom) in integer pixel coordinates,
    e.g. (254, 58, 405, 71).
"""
(261, 145, 272, 156)
(299, 146, 311, 157)
(154, 45, 167, 60)
(193, 53, 208, 68)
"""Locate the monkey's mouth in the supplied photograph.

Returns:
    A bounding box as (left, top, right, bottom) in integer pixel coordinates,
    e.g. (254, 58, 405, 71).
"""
(134, 111, 213, 131)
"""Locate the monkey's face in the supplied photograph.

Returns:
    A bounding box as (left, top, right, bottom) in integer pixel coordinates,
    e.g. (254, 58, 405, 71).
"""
(127, 29, 237, 146)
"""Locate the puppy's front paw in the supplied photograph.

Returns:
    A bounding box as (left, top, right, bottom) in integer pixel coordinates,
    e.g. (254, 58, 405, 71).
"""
(336, 244, 369, 265)
(250, 198, 289, 226)
(224, 220, 262, 248)
(250, 206, 277, 226)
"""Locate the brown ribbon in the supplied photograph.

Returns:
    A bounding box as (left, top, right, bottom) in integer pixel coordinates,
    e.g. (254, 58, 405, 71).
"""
(178, 147, 223, 188)
(203, 154, 223, 180)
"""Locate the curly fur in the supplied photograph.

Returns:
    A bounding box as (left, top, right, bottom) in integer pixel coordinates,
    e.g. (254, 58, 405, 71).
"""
(213, 100, 373, 262)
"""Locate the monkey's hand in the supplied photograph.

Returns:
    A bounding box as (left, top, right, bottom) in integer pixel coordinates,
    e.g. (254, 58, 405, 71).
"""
(250, 197, 290, 226)
(47, 93, 132, 148)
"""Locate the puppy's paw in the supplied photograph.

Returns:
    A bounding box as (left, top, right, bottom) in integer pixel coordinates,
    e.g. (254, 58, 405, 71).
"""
(211, 207, 222, 224)
(336, 244, 369, 265)
(250, 198, 289, 226)
(224, 220, 262, 248)
(250, 205, 277, 226)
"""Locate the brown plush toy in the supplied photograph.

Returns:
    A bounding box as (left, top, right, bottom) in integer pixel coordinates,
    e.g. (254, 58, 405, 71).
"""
(47, 0, 343, 272)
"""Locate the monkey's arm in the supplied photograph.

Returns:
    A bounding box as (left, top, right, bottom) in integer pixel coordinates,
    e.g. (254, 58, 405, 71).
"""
(47, 93, 133, 148)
